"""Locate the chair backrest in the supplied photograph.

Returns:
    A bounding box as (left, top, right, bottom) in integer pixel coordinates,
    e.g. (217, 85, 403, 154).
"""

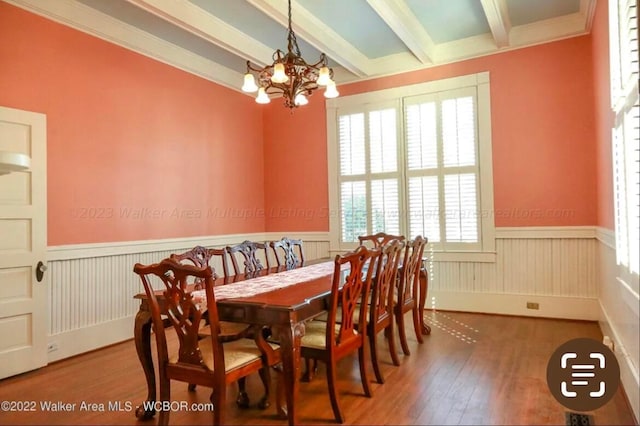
(358, 232, 406, 248)
(170, 246, 230, 277)
(370, 239, 404, 326)
(326, 245, 380, 349)
(226, 240, 269, 276)
(133, 258, 224, 374)
(269, 237, 305, 269)
(398, 236, 427, 305)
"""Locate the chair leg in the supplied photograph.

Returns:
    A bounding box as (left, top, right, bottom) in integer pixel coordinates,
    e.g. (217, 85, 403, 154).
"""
(396, 308, 411, 356)
(358, 345, 372, 397)
(326, 360, 345, 423)
(210, 388, 225, 426)
(157, 372, 170, 426)
(302, 357, 318, 382)
(386, 323, 401, 366)
(412, 305, 424, 344)
(236, 377, 250, 408)
(257, 367, 271, 409)
(369, 330, 384, 384)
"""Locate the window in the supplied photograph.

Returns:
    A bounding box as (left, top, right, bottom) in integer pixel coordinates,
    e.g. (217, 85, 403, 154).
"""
(327, 73, 495, 261)
(610, 0, 639, 282)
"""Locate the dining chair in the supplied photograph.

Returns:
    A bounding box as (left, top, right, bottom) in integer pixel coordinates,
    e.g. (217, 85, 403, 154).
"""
(358, 232, 406, 248)
(269, 237, 304, 269)
(170, 246, 230, 286)
(133, 258, 280, 425)
(226, 240, 269, 276)
(170, 246, 253, 403)
(367, 238, 404, 383)
(299, 245, 380, 423)
(395, 235, 428, 356)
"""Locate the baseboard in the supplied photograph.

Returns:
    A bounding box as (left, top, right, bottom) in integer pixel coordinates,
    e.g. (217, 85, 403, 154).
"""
(599, 301, 640, 423)
(429, 290, 600, 320)
(46, 316, 134, 363)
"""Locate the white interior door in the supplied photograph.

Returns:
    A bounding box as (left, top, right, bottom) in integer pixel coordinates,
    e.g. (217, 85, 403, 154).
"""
(0, 106, 47, 379)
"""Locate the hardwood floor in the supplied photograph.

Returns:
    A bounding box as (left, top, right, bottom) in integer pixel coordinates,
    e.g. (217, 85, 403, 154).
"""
(0, 311, 636, 425)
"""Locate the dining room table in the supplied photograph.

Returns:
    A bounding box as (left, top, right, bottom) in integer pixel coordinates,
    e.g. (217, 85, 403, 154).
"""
(132, 257, 430, 425)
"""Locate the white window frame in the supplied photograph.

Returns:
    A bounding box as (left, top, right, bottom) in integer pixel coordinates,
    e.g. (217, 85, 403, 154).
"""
(326, 72, 495, 262)
(609, 0, 639, 286)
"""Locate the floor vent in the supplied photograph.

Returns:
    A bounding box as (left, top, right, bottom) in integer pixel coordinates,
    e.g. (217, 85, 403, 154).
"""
(565, 412, 594, 426)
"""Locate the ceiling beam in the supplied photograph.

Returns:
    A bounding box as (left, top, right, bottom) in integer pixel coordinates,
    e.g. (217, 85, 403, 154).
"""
(124, 0, 274, 67)
(247, 0, 371, 78)
(366, 0, 434, 64)
(480, 0, 511, 48)
(580, 0, 597, 31)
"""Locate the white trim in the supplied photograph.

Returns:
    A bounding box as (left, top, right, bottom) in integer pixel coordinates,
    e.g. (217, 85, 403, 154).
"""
(599, 300, 640, 422)
(496, 226, 596, 239)
(47, 316, 134, 363)
(596, 227, 616, 249)
(429, 291, 600, 320)
(48, 232, 330, 261)
(327, 72, 488, 108)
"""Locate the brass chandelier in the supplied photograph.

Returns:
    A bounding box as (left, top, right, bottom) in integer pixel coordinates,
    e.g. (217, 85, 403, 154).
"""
(241, 0, 339, 108)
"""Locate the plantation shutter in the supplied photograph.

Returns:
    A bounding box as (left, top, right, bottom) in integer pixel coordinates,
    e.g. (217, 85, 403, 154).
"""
(404, 87, 480, 251)
(611, 0, 639, 280)
(338, 105, 401, 242)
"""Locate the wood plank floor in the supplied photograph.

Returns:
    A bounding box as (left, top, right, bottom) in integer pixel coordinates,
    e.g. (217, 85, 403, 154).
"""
(0, 311, 636, 425)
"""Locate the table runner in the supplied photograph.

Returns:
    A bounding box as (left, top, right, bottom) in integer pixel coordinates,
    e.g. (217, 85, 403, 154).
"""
(191, 261, 340, 302)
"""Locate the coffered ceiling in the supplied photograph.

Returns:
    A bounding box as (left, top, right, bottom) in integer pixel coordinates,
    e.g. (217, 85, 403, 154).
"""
(6, 0, 597, 94)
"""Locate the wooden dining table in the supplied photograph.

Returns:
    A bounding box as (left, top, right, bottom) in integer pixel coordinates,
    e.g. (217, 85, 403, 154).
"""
(132, 258, 430, 425)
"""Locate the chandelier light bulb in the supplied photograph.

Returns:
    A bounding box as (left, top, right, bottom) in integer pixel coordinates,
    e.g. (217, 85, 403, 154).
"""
(241, 73, 258, 92)
(324, 80, 339, 98)
(271, 63, 289, 83)
(294, 93, 308, 106)
(317, 67, 331, 86)
(256, 87, 271, 104)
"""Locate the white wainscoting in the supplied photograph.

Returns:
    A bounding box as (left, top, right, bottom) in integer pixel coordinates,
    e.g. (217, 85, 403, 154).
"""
(45, 227, 600, 361)
(45, 232, 330, 362)
(428, 227, 599, 319)
(596, 227, 639, 421)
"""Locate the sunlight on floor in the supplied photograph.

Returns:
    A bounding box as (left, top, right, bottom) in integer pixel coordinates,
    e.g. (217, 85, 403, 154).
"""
(423, 311, 479, 344)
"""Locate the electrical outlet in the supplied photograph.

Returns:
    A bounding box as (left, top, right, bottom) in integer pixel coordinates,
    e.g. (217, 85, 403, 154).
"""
(47, 342, 59, 353)
(526, 302, 539, 310)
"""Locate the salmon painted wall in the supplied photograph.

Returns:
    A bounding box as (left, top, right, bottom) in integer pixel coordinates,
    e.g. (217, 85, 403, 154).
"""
(591, 0, 615, 229)
(0, 3, 265, 246)
(262, 100, 329, 231)
(264, 36, 598, 231)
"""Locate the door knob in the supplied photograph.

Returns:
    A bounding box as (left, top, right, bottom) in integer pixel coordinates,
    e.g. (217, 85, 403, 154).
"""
(36, 261, 47, 282)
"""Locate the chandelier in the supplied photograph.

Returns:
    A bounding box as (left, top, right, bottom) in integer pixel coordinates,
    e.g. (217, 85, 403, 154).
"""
(241, 0, 339, 108)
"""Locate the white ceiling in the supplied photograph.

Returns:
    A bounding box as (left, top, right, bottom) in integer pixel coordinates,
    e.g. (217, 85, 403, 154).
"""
(6, 0, 596, 94)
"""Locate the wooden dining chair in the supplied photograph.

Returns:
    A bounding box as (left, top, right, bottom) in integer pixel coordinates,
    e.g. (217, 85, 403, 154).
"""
(133, 258, 280, 425)
(269, 237, 304, 269)
(170, 246, 254, 403)
(226, 240, 269, 276)
(367, 238, 404, 383)
(358, 232, 406, 248)
(300, 245, 380, 423)
(395, 235, 428, 356)
(170, 246, 230, 287)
